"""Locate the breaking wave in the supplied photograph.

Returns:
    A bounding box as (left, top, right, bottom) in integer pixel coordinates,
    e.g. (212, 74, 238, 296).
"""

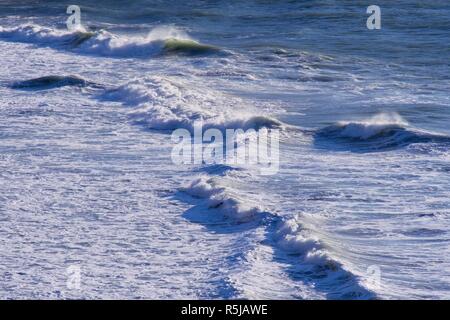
(163, 38, 219, 56)
(181, 176, 377, 299)
(100, 76, 282, 132)
(272, 215, 376, 299)
(181, 176, 264, 222)
(0, 24, 219, 58)
(315, 113, 450, 152)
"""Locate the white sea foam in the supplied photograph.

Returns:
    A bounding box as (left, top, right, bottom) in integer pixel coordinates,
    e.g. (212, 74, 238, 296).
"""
(2, 1, 450, 301)
(181, 175, 376, 298)
(335, 113, 408, 140)
(181, 176, 262, 222)
(101, 76, 281, 132)
(274, 215, 336, 266)
(0, 24, 215, 57)
(316, 112, 450, 152)
(272, 215, 376, 299)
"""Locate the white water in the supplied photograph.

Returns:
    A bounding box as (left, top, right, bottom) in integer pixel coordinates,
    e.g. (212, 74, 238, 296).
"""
(1, 17, 450, 300)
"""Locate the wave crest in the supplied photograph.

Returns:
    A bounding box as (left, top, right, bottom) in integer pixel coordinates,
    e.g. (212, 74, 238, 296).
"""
(100, 76, 282, 131)
(181, 176, 263, 222)
(181, 176, 377, 299)
(163, 38, 219, 55)
(0, 24, 218, 58)
(315, 113, 450, 152)
(273, 215, 376, 299)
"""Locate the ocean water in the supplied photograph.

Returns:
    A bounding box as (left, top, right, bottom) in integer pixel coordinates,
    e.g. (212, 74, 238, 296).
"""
(0, 1, 449, 299)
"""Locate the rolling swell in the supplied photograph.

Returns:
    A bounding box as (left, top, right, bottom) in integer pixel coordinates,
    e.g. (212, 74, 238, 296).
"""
(163, 38, 220, 56)
(0, 24, 95, 47)
(10, 75, 101, 90)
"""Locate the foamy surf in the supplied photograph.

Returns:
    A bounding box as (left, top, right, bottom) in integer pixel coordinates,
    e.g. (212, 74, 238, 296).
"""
(315, 113, 450, 152)
(0, 24, 94, 47)
(163, 38, 220, 56)
(2, 0, 449, 300)
(272, 215, 377, 299)
(180, 175, 377, 299)
(0, 24, 219, 58)
(181, 176, 264, 222)
(100, 76, 282, 132)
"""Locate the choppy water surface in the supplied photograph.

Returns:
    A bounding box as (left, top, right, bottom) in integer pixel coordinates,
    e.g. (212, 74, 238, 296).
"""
(0, 1, 449, 299)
